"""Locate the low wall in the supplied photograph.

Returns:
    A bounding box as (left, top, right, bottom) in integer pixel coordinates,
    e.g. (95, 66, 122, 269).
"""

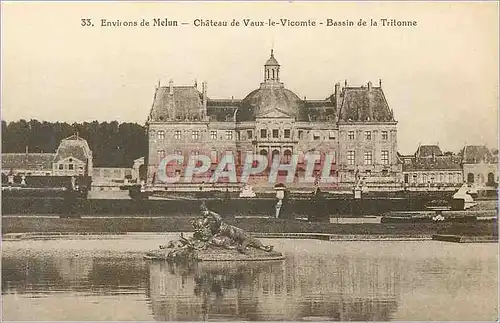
(2, 195, 442, 216)
(2, 217, 496, 237)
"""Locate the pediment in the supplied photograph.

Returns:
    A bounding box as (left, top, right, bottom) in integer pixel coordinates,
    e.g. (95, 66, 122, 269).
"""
(257, 108, 293, 119)
(57, 156, 84, 164)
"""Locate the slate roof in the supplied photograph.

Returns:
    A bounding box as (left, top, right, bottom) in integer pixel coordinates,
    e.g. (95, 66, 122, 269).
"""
(402, 155, 462, 171)
(338, 86, 394, 122)
(237, 87, 309, 122)
(416, 145, 443, 158)
(2, 153, 55, 172)
(149, 85, 205, 122)
(461, 145, 495, 164)
(53, 135, 92, 163)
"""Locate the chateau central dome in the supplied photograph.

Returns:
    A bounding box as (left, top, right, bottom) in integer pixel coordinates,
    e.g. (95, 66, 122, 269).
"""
(236, 50, 309, 122)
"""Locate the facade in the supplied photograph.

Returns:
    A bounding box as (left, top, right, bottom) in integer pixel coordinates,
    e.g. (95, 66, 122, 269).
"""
(400, 145, 463, 188)
(52, 135, 93, 177)
(461, 145, 498, 187)
(92, 167, 133, 191)
(145, 50, 400, 191)
(1, 134, 93, 178)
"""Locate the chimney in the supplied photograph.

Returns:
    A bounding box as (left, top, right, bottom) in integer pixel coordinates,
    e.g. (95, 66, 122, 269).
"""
(344, 79, 348, 87)
(25, 146, 28, 154)
(169, 79, 174, 95)
(202, 81, 207, 108)
(335, 82, 341, 107)
(368, 81, 372, 91)
(379, 79, 382, 88)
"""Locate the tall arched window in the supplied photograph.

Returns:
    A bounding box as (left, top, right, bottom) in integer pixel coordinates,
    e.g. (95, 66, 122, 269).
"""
(272, 150, 280, 164)
(283, 149, 292, 164)
(487, 172, 495, 186)
(467, 173, 474, 183)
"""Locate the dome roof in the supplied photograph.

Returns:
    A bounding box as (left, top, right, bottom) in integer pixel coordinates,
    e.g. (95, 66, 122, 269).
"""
(236, 86, 310, 122)
(265, 50, 280, 66)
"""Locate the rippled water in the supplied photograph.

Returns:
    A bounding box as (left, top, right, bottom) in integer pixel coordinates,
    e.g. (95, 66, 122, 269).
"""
(2, 234, 498, 321)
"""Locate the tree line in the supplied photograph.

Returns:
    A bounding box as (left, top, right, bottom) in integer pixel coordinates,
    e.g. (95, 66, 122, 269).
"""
(1, 120, 148, 167)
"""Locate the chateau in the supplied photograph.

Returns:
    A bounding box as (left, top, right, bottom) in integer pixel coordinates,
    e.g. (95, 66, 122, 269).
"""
(145, 50, 400, 190)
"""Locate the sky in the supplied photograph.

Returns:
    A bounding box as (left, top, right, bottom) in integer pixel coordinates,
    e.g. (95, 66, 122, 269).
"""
(1, 1, 498, 154)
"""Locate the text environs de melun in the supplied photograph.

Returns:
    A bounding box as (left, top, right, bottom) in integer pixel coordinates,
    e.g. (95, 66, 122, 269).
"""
(100, 18, 179, 27)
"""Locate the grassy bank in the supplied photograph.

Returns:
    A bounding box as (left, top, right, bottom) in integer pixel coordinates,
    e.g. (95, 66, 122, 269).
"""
(2, 216, 497, 237)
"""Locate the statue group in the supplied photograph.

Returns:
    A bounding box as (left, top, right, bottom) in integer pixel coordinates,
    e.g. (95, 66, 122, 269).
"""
(146, 202, 284, 262)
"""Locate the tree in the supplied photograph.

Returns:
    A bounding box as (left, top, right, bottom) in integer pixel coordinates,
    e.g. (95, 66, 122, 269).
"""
(1, 119, 147, 167)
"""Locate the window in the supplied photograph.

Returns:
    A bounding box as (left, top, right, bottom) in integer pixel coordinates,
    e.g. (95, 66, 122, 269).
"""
(237, 131, 241, 141)
(272, 149, 280, 161)
(348, 131, 355, 140)
(59, 164, 64, 170)
(329, 131, 335, 140)
(174, 130, 181, 140)
(381, 150, 389, 165)
(175, 150, 183, 165)
(284, 129, 291, 139)
(210, 130, 217, 140)
(347, 151, 355, 165)
(283, 149, 292, 164)
(298, 130, 303, 139)
(364, 152, 372, 165)
(69, 164, 74, 170)
(260, 129, 267, 138)
(381, 131, 388, 140)
(158, 150, 166, 158)
(272, 129, 279, 138)
(365, 131, 372, 140)
(225, 151, 233, 170)
(158, 131, 165, 140)
(225, 130, 233, 140)
(192, 130, 199, 140)
(313, 132, 320, 140)
(210, 150, 218, 163)
(247, 130, 253, 140)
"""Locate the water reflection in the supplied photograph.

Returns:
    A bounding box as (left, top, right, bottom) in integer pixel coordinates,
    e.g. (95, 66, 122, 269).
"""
(2, 254, 149, 295)
(147, 254, 400, 321)
(2, 238, 498, 321)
